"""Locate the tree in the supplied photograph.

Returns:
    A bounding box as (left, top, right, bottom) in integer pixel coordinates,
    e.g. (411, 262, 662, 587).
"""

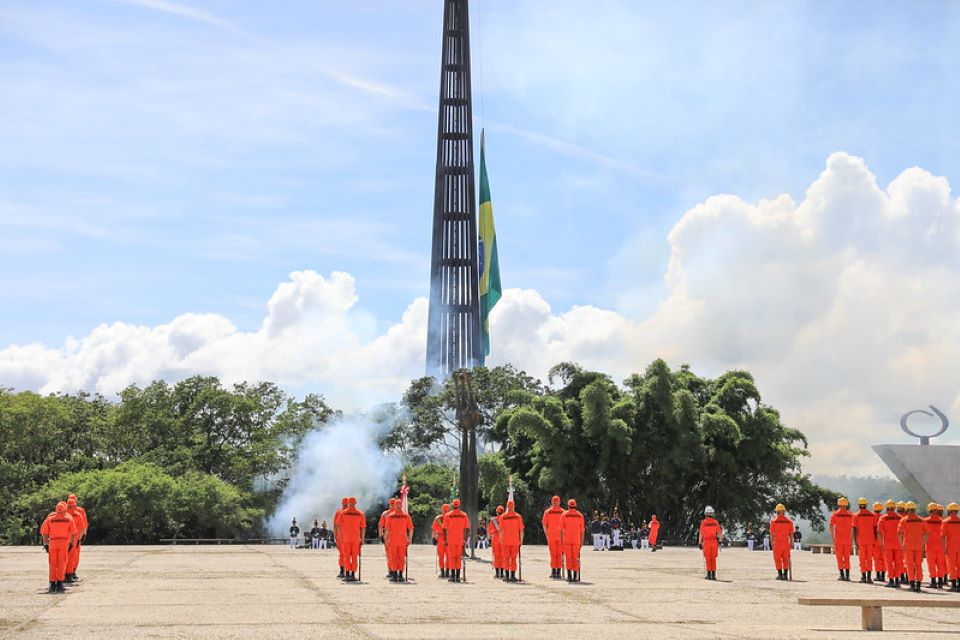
(494, 360, 835, 542)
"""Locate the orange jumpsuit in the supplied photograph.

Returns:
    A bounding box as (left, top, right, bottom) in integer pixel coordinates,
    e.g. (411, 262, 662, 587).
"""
(829, 507, 854, 571)
(432, 508, 449, 571)
(924, 514, 946, 582)
(560, 507, 584, 572)
(769, 514, 794, 572)
(699, 517, 722, 572)
(339, 506, 366, 573)
(65, 502, 87, 576)
(334, 499, 348, 571)
(899, 514, 925, 582)
(499, 509, 524, 572)
(872, 509, 885, 574)
(648, 516, 660, 547)
(542, 503, 564, 570)
(942, 514, 960, 581)
(852, 508, 877, 575)
(40, 511, 76, 583)
(384, 507, 413, 574)
(442, 508, 470, 570)
(489, 510, 503, 572)
(878, 510, 903, 579)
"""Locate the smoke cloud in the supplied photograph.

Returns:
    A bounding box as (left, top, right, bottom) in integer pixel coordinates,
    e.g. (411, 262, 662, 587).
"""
(267, 416, 403, 536)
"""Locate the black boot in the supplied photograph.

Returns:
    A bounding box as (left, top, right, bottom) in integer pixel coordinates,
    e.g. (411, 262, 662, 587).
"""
(901, 573, 908, 584)
(56, 581, 65, 593)
(859, 573, 867, 583)
(885, 578, 898, 588)
(511, 570, 517, 582)
(838, 570, 845, 581)
(338, 567, 345, 579)
(566, 570, 572, 582)
(952, 580, 960, 592)
(866, 572, 873, 583)
(914, 581, 922, 593)
(929, 579, 938, 589)
(48, 582, 56, 594)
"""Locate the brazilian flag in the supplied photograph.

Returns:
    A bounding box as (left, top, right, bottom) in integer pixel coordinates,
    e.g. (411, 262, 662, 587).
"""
(478, 130, 502, 358)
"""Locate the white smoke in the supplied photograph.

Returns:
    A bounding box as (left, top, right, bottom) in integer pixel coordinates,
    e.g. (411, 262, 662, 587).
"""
(267, 416, 403, 536)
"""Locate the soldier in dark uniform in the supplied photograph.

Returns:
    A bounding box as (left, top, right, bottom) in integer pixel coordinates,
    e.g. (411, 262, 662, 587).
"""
(310, 520, 322, 549)
(590, 512, 602, 550)
(600, 514, 612, 550)
(289, 518, 300, 549)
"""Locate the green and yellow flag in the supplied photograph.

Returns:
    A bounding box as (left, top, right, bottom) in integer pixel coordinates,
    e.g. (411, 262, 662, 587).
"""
(478, 130, 502, 358)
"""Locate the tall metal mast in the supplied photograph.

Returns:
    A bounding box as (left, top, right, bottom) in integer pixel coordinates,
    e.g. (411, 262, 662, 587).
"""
(426, 0, 483, 379)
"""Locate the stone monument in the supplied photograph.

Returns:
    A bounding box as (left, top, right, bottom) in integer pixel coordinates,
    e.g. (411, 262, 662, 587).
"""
(872, 406, 960, 505)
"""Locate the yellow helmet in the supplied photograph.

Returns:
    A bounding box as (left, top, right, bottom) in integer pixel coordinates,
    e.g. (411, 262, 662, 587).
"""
(927, 502, 938, 512)
(857, 497, 868, 506)
(885, 499, 896, 509)
(947, 502, 960, 512)
(775, 503, 785, 512)
(896, 501, 906, 510)
(838, 497, 849, 507)
(905, 501, 917, 511)
(872, 502, 883, 512)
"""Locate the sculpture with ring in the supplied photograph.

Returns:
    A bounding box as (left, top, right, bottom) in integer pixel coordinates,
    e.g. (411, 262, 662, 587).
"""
(899, 405, 949, 445)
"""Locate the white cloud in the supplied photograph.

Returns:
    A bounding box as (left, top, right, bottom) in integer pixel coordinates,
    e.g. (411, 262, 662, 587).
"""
(2, 153, 958, 474)
(487, 153, 960, 473)
(0, 270, 426, 408)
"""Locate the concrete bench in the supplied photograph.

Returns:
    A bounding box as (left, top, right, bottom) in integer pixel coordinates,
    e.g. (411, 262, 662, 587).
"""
(808, 544, 832, 554)
(799, 597, 960, 631)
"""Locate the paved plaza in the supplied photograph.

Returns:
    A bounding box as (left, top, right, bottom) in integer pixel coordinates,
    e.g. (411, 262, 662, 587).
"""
(1, 544, 958, 638)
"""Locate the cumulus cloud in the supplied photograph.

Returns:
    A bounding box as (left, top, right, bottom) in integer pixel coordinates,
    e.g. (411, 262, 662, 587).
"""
(486, 153, 960, 473)
(2, 153, 958, 473)
(0, 270, 427, 408)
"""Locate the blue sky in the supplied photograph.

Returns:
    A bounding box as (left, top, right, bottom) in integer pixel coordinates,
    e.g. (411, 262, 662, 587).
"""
(2, 0, 958, 346)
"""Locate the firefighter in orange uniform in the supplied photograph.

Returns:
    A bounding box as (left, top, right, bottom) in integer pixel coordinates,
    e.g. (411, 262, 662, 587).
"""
(379, 498, 397, 579)
(432, 503, 450, 578)
(39, 502, 77, 593)
(489, 505, 504, 578)
(829, 497, 854, 581)
(871, 502, 886, 582)
(384, 500, 413, 582)
(943, 502, 960, 592)
(334, 497, 349, 579)
(852, 497, 878, 583)
(895, 501, 908, 583)
(898, 501, 926, 592)
(560, 498, 584, 582)
(769, 504, 794, 580)
(648, 514, 661, 551)
(542, 496, 565, 579)
(499, 500, 524, 582)
(339, 497, 366, 582)
(878, 499, 904, 588)
(699, 506, 722, 580)
(64, 495, 87, 583)
(379, 498, 396, 540)
(924, 503, 947, 589)
(442, 499, 470, 583)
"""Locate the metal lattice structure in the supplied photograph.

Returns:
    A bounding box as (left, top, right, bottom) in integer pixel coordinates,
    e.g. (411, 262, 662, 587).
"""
(426, 0, 483, 379)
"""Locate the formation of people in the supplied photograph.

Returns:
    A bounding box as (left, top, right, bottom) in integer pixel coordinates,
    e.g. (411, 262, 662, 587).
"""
(38, 494, 89, 594)
(40, 491, 957, 594)
(589, 510, 661, 551)
(828, 497, 960, 593)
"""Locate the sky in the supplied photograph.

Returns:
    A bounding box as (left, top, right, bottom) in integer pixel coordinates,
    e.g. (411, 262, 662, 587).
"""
(2, 0, 960, 474)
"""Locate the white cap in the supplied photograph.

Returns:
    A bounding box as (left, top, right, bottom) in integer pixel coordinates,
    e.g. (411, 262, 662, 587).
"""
(704, 505, 715, 516)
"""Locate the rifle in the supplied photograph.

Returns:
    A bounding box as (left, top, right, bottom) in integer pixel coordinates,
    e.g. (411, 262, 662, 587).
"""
(518, 545, 523, 582)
